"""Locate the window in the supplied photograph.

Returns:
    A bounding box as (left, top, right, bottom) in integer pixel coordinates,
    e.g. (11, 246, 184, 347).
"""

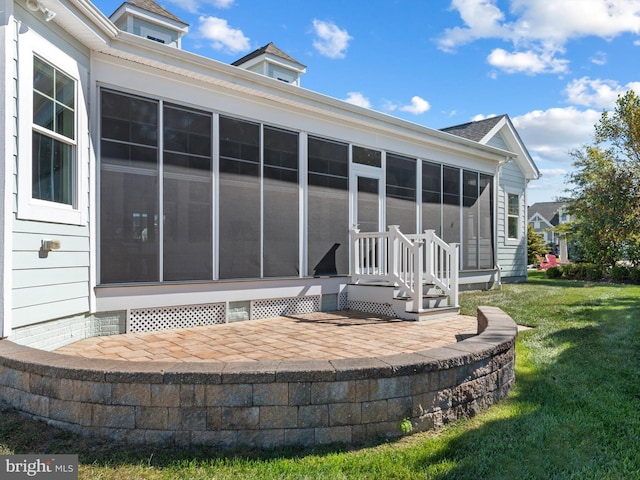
(352, 146, 381, 168)
(100, 90, 160, 283)
(442, 166, 460, 244)
(100, 91, 214, 284)
(507, 193, 520, 240)
(32, 56, 75, 205)
(386, 153, 416, 233)
(308, 136, 349, 276)
(18, 34, 86, 225)
(422, 161, 442, 236)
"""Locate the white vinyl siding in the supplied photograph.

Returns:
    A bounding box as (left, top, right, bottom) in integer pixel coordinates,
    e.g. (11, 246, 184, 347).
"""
(497, 161, 527, 281)
(486, 132, 508, 150)
(10, 10, 91, 329)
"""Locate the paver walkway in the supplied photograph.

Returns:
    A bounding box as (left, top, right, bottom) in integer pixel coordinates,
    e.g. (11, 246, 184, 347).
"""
(55, 311, 477, 362)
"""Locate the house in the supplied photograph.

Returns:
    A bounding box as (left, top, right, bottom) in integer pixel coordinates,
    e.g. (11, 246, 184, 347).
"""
(442, 115, 540, 282)
(0, 0, 539, 348)
(528, 201, 571, 260)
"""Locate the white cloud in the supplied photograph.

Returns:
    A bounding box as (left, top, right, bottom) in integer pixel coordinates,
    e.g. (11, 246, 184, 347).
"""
(514, 107, 602, 203)
(564, 77, 640, 109)
(590, 51, 607, 65)
(487, 48, 569, 74)
(513, 107, 600, 159)
(312, 20, 352, 59)
(471, 113, 497, 121)
(168, 0, 235, 14)
(344, 92, 371, 109)
(399, 96, 431, 114)
(438, 0, 507, 52)
(383, 96, 431, 115)
(197, 16, 250, 54)
(439, 0, 640, 75)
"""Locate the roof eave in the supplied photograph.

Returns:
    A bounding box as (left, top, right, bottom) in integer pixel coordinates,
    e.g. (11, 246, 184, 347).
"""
(42, 1, 513, 164)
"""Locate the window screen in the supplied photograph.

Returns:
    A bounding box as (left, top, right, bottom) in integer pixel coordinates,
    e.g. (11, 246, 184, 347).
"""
(442, 166, 460, 244)
(163, 104, 212, 280)
(218, 116, 260, 279)
(308, 136, 349, 276)
(100, 90, 159, 283)
(422, 161, 442, 236)
(386, 153, 416, 233)
(263, 126, 299, 277)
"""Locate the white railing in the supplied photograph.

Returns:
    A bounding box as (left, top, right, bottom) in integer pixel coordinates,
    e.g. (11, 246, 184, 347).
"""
(350, 225, 459, 310)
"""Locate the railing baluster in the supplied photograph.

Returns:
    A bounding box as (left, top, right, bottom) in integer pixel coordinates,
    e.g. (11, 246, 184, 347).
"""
(350, 227, 458, 309)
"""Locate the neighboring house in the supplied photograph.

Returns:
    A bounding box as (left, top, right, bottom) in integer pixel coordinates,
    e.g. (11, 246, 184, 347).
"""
(0, 0, 539, 348)
(528, 201, 571, 259)
(442, 115, 540, 284)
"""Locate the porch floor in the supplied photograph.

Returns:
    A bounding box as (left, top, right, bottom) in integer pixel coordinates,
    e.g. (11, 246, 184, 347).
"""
(55, 311, 477, 362)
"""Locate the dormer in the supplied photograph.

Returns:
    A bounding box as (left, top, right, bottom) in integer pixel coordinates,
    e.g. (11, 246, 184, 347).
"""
(110, 0, 189, 48)
(232, 43, 306, 86)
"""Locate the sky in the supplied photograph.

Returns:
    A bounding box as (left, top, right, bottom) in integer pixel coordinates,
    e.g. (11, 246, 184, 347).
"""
(92, 0, 640, 206)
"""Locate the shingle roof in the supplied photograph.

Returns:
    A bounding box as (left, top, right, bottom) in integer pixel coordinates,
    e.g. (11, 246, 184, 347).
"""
(232, 42, 306, 68)
(118, 0, 187, 25)
(441, 115, 506, 142)
(528, 201, 566, 225)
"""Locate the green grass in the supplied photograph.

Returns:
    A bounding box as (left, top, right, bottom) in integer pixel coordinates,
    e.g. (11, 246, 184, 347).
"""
(2, 270, 640, 479)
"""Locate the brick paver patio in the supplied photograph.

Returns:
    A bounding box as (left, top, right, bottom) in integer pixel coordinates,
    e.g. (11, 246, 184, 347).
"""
(55, 311, 477, 362)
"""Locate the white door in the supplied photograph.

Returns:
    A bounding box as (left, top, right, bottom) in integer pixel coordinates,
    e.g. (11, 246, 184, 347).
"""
(351, 167, 384, 233)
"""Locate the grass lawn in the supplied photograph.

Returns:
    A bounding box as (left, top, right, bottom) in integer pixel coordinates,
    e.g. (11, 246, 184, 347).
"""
(2, 270, 640, 479)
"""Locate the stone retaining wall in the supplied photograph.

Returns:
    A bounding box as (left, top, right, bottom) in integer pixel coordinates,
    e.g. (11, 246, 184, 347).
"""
(0, 306, 517, 448)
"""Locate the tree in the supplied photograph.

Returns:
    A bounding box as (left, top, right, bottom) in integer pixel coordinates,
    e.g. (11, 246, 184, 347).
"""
(566, 90, 640, 266)
(527, 223, 548, 266)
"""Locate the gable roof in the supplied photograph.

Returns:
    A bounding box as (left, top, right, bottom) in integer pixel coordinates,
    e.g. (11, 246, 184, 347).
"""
(113, 0, 187, 26)
(441, 115, 505, 142)
(232, 42, 306, 68)
(442, 115, 540, 181)
(528, 201, 566, 226)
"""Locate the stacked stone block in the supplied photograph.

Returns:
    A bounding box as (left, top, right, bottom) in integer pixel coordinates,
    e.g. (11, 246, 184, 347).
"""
(0, 306, 516, 448)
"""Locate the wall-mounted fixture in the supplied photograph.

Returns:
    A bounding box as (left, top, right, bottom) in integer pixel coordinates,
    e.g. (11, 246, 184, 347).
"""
(41, 239, 61, 252)
(26, 0, 56, 22)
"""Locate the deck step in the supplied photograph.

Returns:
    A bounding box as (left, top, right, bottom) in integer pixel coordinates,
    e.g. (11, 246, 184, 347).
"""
(401, 306, 461, 322)
(347, 283, 458, 321)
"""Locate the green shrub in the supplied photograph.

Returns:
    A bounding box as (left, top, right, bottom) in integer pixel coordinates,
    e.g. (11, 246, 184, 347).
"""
(546, 266, 562, 278)
(610, 265, 630, 281)
(585, 264, 604, 281)
(630, 267, 640, 283)
(562, 263, 586, 280)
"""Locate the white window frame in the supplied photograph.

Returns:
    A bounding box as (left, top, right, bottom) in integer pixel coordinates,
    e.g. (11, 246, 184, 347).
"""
(17, 30, 87, 225)
(505, 190, 521, 244)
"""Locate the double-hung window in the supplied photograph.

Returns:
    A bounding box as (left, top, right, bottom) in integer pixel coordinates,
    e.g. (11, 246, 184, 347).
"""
(32, 56, 75, 205)
(507, 192, 520, 240)
(18, 32, 86, 225)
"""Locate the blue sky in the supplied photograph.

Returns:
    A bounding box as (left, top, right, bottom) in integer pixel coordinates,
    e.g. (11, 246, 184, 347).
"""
(93, 0, 640, 205)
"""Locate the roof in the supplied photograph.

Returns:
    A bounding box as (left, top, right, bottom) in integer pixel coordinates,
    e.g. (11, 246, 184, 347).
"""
(528, 201, 566, 225)
(442, 114, 540, 181)
(41, 1, 515, 164)
(113, 0, 187, 26)
(441, 115, 506, 142)
(232, 42, 306, 68)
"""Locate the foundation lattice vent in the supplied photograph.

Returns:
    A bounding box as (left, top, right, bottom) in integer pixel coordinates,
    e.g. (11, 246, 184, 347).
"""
(128, 303, 226, 333)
